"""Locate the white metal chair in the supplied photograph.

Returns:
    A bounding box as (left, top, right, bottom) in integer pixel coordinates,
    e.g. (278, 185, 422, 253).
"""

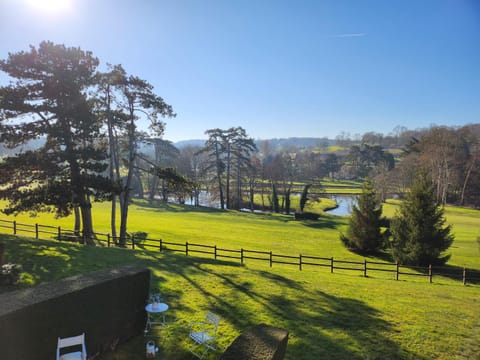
(189, 311, 221, 359)
(56, 333, 87, 360)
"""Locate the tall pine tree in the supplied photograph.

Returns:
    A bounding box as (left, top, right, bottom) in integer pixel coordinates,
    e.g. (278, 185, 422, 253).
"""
(340, 179, 386, 254)
(0, 42, 111, 243)
(391, 173, 454, 266)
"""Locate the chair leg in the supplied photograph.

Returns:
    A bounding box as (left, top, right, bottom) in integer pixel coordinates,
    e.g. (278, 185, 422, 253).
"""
(200, 346, 211, 359)
(189, 345, 207, 359)
(189, 342, 215, 359)
(188, 345, 202, 359)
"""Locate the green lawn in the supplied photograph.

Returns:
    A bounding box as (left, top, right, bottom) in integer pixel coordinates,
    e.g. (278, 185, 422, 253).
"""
(1, 200, 479, 359)
(383, 200, 480, 269)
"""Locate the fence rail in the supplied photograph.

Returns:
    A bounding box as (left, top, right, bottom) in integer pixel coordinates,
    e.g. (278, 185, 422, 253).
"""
(1, 218, 479, 286)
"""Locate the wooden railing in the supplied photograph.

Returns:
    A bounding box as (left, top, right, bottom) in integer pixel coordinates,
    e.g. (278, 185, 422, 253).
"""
(1, 218, 478, 286)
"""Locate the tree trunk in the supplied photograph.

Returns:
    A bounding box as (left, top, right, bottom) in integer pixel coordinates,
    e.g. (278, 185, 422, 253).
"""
(149, 175, 159, 201)
(225, 143, 231, 209)
(119, 196, 130, 247)
(73, 206, 81, 236)
(236, 163, 242, 210)
(106, 84, 118, 242)
(133, 161, 144, 199)
(460, 159, 475, 205)
(80, 195, 96, 246)
(214, 142, 225, 210)
(249, 177, 255, 212)
(119, 115, 136, 246)
(161, 179, 168, 201)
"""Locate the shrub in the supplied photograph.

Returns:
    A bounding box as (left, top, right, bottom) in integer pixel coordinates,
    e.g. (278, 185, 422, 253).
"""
(294, 212, 320, 220)
(128, 231, 148, 244)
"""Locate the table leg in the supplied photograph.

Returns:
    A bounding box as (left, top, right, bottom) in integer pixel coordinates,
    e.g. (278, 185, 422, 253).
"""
(144, 314, 151, 336)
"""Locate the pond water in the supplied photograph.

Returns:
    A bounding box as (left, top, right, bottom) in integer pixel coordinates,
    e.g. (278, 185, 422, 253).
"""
(180, 191, 358, 216)
(325, 195, 358, 216)
(183, 191, 220, 208)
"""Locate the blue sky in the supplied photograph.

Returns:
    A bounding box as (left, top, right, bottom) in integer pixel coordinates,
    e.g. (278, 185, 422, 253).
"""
(0, 0, 479, 142)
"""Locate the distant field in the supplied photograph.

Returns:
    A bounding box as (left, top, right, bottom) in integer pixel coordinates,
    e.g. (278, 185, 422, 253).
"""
(327, 145, 346, 152)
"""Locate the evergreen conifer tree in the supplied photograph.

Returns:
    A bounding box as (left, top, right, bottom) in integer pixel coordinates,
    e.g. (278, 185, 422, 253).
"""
(0, 42, 110, 243)
(391, 174, 454, 266)
(340, 179, 386, 253)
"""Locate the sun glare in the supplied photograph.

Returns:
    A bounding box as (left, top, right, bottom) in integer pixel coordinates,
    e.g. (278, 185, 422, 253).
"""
(25, 0, 74, 16)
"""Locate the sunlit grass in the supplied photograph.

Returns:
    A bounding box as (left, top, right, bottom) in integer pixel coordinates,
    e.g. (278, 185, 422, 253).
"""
(2, 197, 479, 270)
(2, 235, 479, 360)
(383, 200, 480, 269)
(1, 198, 480, 359)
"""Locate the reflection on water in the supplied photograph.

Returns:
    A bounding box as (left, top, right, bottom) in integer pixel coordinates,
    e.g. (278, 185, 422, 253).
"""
(183, 191, 220, 208)
(326, 195, 358, 216)
(180, 191, 358, 216)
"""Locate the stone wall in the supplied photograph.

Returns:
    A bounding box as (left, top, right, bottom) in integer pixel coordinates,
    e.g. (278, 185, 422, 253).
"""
(0, 266, 150, 360)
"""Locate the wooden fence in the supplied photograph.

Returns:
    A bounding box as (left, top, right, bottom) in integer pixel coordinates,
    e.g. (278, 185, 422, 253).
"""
(1, 218, 479, 286)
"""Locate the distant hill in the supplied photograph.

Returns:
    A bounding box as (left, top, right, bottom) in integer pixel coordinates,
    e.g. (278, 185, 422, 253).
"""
(0, 137, 336, 156)
(174, 139, 206, 148)
(174, 137, 335, 150)
(258, 137, 334, 150)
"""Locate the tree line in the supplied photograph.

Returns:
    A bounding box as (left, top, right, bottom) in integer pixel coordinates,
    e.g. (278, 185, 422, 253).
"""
(164, 124, 480, 213)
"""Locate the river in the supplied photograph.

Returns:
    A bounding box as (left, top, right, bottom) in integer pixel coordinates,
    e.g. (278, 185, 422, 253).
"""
(325, 195, 358, 216)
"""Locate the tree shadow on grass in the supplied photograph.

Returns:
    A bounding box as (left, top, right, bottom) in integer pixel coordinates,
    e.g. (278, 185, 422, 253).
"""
(133, 200, 224, 214)
(363, 250, 479, 285)
(132, 199, 316, 224)
(2, 236, 434, 359)
(298, 215, 347, 230)
(430, 264, 480, 285)
(270, 289, 429, 360)
(364, 250, 395, 263)
(139, 253, 426, 360)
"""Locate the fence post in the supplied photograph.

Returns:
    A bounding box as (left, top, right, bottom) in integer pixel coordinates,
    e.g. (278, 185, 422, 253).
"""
(241, 248, 244, 264)
(299, 254, 302, 271)
(428, 264, 432, 283)
(35, 223, 39, 239)
(186, 242, 189, 256)
(364, 259, 367, 277)
(463, 267, 466, 285)
(330, 257, 334, 273)
(214, 245, 217, 260)
(270, 251, 272, 268)
(13, 220, 16, 235)
(107, 234, 110, 247)
(396, 262, 399, 281)
(57, 226, 61, 241)
(159, 239, 162, 252)
(131, 234, 135, 249)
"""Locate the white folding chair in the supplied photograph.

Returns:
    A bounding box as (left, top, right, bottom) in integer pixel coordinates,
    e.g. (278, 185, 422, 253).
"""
(189, 311, 221, 359)
(56, 333, 87, 360)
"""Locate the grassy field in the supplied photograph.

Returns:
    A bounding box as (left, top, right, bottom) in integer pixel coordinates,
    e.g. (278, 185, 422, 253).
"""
(1, 200, 480, 359)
